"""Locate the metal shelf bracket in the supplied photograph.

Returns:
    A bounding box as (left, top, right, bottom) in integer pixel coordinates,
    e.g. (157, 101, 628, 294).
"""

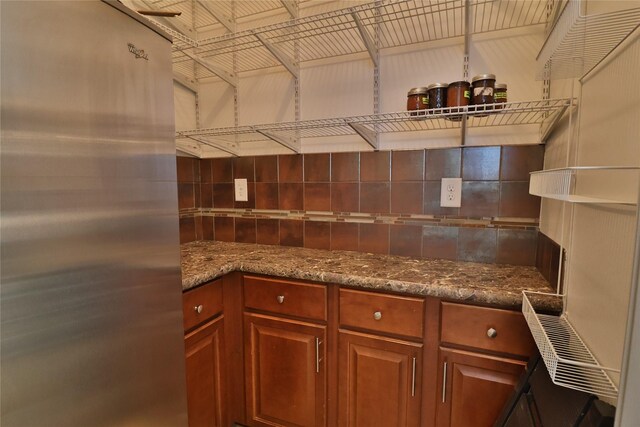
(351, 11, 378, 67)
(181, 50, 238, 87)
(256, 129, 301, 153)
(281, 0, 298, 19)
(199, 1, 235, 33)
(179, 134, 240, 157)
(347, 122, 379, 150)
(253, 32, 299, 79)
(173, 71, 198, 93)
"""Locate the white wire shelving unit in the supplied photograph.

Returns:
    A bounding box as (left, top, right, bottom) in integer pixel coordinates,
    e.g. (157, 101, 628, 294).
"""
(522, 291, 619, 399)
(529, 166, 640, 205)
(175, 99, 573, 156)
(537, 0, 640, 80)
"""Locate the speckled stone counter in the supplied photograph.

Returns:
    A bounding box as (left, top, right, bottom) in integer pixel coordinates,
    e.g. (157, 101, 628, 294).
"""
(181, 241, 560, 310)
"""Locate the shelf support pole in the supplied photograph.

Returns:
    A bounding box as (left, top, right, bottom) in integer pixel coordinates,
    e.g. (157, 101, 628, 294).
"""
(173, 71, 198, 93)
(280, 0, 298, 19)
(256, 130, 301, 153)
(351, 11, 378, 67)
(181, 50, 238, 87)
(198, 1, 235, 32)
(253, 33, 299, 79)
(347, 123, 379, 150)
(179, 135, 240, 157)
(461, 0, 472, 145)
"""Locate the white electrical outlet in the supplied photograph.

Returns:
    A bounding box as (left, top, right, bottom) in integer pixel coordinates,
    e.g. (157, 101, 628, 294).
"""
(234, 178, 248, 202)
(440, 178, 462, 207)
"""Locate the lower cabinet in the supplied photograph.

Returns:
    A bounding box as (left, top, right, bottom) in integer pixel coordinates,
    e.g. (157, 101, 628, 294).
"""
(184, 315, 227, 427)
(338, 330, 423, 427)
(436, 348, 527, 427)
(244, 312, 326, 427)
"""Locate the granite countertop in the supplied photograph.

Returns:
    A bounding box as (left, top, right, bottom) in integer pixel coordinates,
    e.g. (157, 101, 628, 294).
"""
(181, 241, 559, 310)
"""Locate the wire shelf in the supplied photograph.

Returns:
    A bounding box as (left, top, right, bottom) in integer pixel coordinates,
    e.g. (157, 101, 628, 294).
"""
(529, 166, 640, 205)
(537, 0, 640, 80)
(522, 291, 619, 399)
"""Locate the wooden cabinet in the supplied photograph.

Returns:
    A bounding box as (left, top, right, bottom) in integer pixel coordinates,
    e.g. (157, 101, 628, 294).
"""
(244, 312, 326, 427)
(435, 302, 534, 427)
(183, 280, 227, 427)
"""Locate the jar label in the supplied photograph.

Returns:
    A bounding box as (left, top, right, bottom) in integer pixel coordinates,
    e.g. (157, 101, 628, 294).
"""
(474, 87, 494, 97)
(495, 92, 507, 100)
(422, 96, 429, 104)
(464, 90, 470, 99)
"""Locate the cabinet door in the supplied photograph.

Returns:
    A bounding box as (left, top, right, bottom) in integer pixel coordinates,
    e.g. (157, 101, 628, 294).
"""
(244, 313, 326, 427)
(436, 348, 526, 427)
(339, 330, 423, 427)
(185, 316, 227, 427)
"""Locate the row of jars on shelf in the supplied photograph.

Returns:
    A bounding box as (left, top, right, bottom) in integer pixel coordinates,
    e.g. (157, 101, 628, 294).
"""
(407, 74, 507, 119)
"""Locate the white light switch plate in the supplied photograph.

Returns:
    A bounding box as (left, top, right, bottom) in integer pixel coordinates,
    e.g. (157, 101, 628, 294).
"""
(234, 178, 248, 202)
(440, 178, 462, 207)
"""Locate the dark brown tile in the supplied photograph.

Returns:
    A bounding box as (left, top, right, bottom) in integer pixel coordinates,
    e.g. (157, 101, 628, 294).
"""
(200, 159, 212, 183)
(330, 222, 359, 251)
(234, 182, 256, 209)
(256, 219, 280, 245)
(422, 226, 458, 260)
(255, 183, 279, 210)
(390, 182, 423, 214)
(280, 219, 303, 247)
(194, 183, 201, 208)
(424, 181, 460, 216)
(214, 217, 235, 242)
(178, 183, 195, 209)
(331, 183, 359, 212)
(279, 183, 303, 210)
(179, 217, 196, 244)
(233, 157, 255, 182)
(235, 218, 257, 244)
(331, 152, 359, 182)
(392, 150, 424, 181)
(460, 182, 499, 218)
(462, 146, 501, 181)
(212, 183, 234, 209)
(458, 227, 497, 263)
(255, 155, 278, 182)
(202, 216, 214, 240)
(360, 183, 390, 213)
(194, 216, 203, 240)
(176, 157, 195, 182)
(390, 225, 422, 258)
(304, 153, 330, 182)
(497, 229, 537, 266)
(304, 183, 331, 211)
(500, 145, 544, 181)
(360, 151, 390, 182)
(200, 183, 213, 208)
(278, 155, 303, 182)
(536, 232, 562, 289)
(304, 221, 330, 250)
(359, 223, 389, 254)
(193, 160, 200, 183)
(499, 182, 541, 218)
(212, 158, 233, 183)
(425, 148, 461, 180)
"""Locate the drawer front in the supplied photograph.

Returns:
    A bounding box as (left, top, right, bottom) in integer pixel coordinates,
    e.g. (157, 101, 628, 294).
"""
(340, 288, 424, 339)
(243, 275, 327, 321)
(182, 279, 223, 331)
(440, 302, 536, 357)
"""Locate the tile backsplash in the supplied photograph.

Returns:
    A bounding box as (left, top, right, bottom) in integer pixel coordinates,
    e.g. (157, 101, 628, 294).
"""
(177, 145, 544, 265)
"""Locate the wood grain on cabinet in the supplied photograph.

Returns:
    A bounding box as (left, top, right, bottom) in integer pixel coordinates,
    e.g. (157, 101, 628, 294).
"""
(183, 279, 223, 331)
(244, 312, 326, 427)
(436, 347, 527, 427)
(244, 275, 327, 321)
(184, 316, 227, 427)
(339, 288, 424, 339)
(440, 302, 535, 357)
(338, 329, 423, 427)
(222, 272, 246, 425)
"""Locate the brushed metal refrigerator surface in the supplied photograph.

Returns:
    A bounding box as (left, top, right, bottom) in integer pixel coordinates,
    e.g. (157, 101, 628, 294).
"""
(1, 2, 188, 425)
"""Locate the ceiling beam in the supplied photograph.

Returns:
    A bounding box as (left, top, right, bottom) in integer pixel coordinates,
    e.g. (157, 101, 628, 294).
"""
(351, 11, 378, 66)
(181, 50, 238, 87)
(256, 130, 300, 153)
(173, 71, 198, 93)
(347, 122, 379, 150)
(280, 0, 298, 18)
(253, 33, 299, 79)
(198, 1, 235, 33)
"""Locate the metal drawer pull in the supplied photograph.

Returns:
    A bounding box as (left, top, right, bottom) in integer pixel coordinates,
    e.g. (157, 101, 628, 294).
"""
(487, 328, 498, 338)
(411, 357, 416, 397)
(277, 295, 285, 304)
(315, 337, 322, 373)
(194, 304, 203, 314)
(442, 362, 447, 403)
(373, 311, 382, 321)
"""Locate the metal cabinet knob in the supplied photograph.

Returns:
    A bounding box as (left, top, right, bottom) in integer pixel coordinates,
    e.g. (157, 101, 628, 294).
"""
(277, 295, 285, 304)
(194, 304, 203, 314)
(487, 328, 497, 338)
(373, 311, 382, 321)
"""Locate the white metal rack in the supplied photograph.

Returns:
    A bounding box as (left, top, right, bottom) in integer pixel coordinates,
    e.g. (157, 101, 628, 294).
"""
(537, 0, 640, 80)
(522, 291, 619, 399)
(175, 99, 573, 155)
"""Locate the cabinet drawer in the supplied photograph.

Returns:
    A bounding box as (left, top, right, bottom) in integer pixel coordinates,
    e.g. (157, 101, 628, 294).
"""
(340, 288, 424, 339)
(183, 280, 223, 331)
(440, 302, 535, 357)
(243, 275, 327, 321)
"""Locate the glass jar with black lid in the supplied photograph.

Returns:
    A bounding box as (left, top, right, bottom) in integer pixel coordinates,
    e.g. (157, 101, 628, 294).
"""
(427, 83, 448, 111)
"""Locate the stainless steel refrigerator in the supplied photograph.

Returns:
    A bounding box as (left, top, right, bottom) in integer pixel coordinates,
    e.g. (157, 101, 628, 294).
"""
(1, 1, 188, 425)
